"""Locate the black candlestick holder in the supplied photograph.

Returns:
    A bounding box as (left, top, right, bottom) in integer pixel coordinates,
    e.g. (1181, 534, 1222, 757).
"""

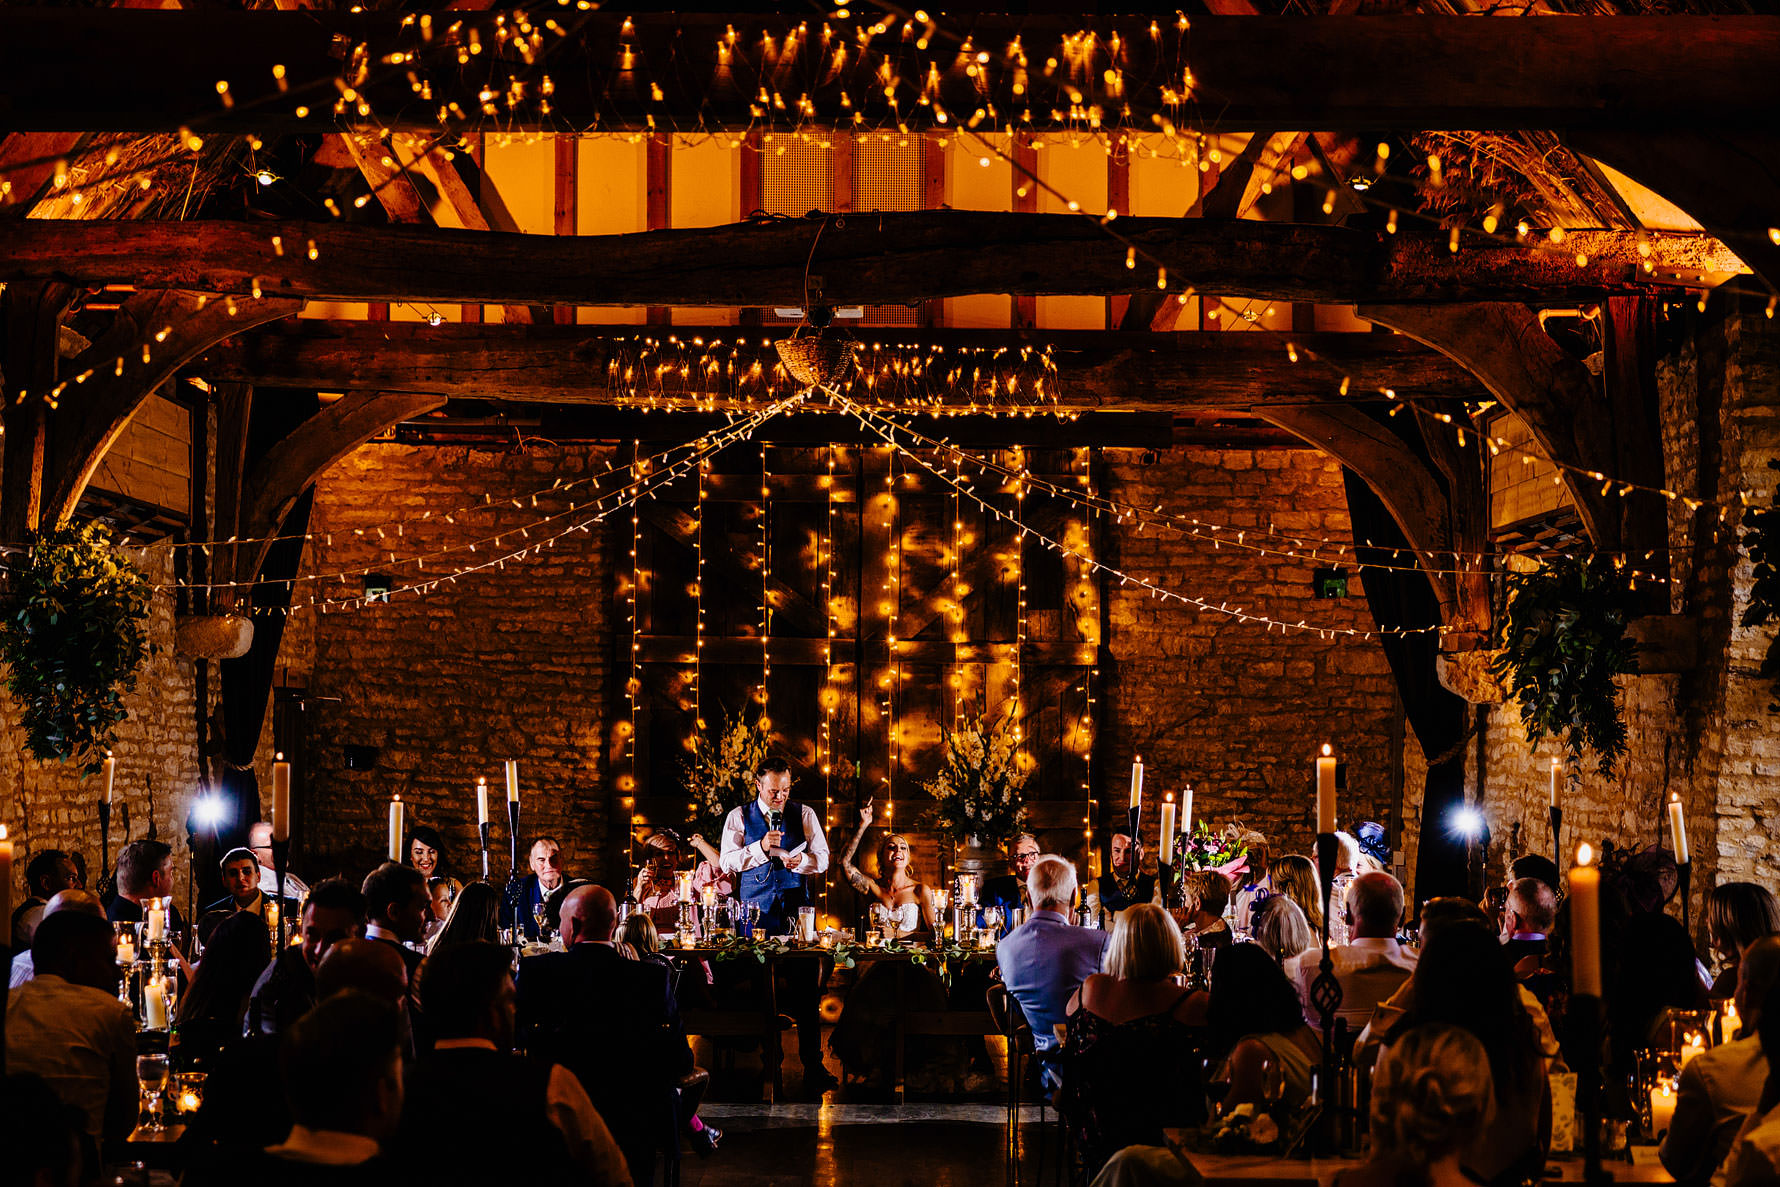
(1571, 992, 1611, 1185)
(479, 820, 492, 882)
(1551, 805, 1563, 875)
(1678, 860, 1692, 936)
(502, 800, 526, 935)
(506, 799, 522, 877)
(271, 837, 290, 951)
(98, 800, 112, 895)
(1310, 831, 1345, 1154)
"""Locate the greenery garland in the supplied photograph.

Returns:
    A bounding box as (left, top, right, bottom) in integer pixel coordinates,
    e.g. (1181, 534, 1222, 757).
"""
(1740, 460, 1780, 710)
(1489, 554, 1639, 776)
(0, 521, 151, 774)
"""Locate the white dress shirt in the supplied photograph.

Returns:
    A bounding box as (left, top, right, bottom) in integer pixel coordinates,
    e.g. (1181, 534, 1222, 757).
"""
(718, 798, 830, 877)
(258, 867, 311, 900)
(5, 973, 137, 1139)
(1287, 935, 1417, 1034)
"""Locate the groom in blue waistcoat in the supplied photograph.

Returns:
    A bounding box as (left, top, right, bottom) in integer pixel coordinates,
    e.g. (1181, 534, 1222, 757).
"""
(719, 755, 837, 1094)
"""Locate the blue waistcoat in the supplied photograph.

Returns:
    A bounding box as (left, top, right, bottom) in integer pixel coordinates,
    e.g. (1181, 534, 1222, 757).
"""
(738, 799, 807, 911)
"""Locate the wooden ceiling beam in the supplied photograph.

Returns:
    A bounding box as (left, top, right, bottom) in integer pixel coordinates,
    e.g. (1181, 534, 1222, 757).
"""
(193, 320, 1487, 411)
(0, 216, 1725, 309)
(1, 11, 1774, 134)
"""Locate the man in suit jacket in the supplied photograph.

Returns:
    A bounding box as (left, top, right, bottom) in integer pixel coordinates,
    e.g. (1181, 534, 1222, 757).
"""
(982, 833, 1041, 915)
(361, 862, 428, 980)
(996, 855, 1109, 1084)
(519, 883, 692, 1185)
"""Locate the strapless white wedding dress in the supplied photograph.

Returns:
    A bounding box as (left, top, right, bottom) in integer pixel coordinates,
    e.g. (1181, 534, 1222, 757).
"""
(875, 901, 923, 934)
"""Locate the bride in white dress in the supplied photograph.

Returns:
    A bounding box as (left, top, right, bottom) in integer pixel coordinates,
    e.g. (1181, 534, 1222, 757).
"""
(838, 799, 937, 939)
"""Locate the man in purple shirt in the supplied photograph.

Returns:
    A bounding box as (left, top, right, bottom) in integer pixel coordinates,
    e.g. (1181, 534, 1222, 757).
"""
(996, 855, 1108, 1083)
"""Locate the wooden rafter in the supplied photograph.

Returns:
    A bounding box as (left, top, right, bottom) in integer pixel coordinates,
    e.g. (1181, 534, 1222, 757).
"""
(0, 216, 1732, 309)
(192, 321, 1488, 411)
(1, 12, 1775, 134)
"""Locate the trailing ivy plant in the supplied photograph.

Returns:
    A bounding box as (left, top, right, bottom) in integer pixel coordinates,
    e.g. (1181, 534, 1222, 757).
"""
(0, 521, 151, 774)
(1489, 554, 1639, 776)
(1740, 459, 1780, 710)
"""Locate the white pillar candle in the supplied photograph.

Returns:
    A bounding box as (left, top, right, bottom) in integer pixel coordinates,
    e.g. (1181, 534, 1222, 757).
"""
(0, 825, 12, 948)
(476, 777, 490, 827)
(116, 937, 137, 966)
(505, 760, 521, 804)
(1159, 795, 1177, 863)
(1669, 794, 1690, 865)
(1549, 758, 1561, 810)
(388, 796, 404, 863)
(1129, 755, 1143, 811)
(144, 980, 168, 1029)
(1680, 1031, 1707, 1067)
(1182, 785, 1194, 837)
(1316, 744, 1337, 835)
(104, 752, 116, 805)
(1570, 844, 1603, 997)
(1724, 1001, 1743, 1042)
(271, 753, 291, 842)
(144, 901, 165, 944)
(1650, 1079, 1677, 1138)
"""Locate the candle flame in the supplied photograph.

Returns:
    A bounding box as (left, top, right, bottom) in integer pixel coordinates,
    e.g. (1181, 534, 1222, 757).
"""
(1551, 757, 1560, 769)
(275, 751, 284, 761)
(1671, 792, 1681, 803)
(1577, 842, 1594, 866)
(0, 824, 7, 841)
(394, 795, 401, 803)
(1320, 743, 1332, 756)
(1135, 754, 1142, 764)
(1165, 792, 1173, 802)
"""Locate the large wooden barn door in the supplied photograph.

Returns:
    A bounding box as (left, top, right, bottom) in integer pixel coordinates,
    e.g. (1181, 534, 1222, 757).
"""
(617, 437, 1100, 920)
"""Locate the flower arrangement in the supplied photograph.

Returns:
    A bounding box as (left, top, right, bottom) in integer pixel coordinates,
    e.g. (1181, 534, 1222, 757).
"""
(1174, 820, 1250, 879)
(1209, 1103, 1283, 1152)
(682, 708, 772, 837)
(923, 714, 1029, 846)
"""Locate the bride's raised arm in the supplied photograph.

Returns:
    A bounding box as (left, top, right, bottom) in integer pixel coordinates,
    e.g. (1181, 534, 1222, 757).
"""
(840, 800, 881, 901)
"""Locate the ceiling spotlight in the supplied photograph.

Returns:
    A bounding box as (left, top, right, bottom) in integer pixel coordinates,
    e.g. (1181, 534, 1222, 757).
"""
(427, 312, 444, 326)
(194, 795, 227, 830)
(1450, 806, 1485, 841)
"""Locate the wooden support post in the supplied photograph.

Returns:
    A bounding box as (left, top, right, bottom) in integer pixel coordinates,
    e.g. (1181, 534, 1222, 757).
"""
(1107, 130, 1132, 331)
(1012, 134, 1038, 330)
(0, 281, 70, 541)
(645, 132, 671, 325)
(554, 134, 579, 326)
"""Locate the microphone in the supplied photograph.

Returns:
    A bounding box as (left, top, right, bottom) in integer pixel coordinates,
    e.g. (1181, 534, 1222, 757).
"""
(766, 809, 784, 869)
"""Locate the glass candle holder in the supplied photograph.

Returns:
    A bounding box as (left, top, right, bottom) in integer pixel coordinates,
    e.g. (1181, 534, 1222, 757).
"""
(173, 1072, 206, 1116)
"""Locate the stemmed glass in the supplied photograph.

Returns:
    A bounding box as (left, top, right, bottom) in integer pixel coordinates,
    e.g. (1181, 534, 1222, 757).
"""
(532, 902, 549, 943)
(135, 1053, 170, 1133)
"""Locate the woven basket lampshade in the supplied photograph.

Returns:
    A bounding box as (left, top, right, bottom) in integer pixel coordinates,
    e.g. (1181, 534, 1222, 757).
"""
(175, 613, 255, 659)
(774, 335, 854, 389)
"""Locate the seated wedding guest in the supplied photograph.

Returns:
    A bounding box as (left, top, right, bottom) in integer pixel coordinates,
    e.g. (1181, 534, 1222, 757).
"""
(247, 877, 367, 1037)
(1355, 822, 1392, 877)
(424, 875, 462, 946)
(408, 823, 449, 881)
(1087, 831, 1157, 922)
(11, 888, 104, 988)
(511, 836, 568, 941)
(613, 914, 722, 1155)
(839, 799, 937, 938)
(249, 821, 311, 901)
(1208, 943, 1322, 1110)
(984, 834, 1042, 913)
(361, 861, 429, 978)
(1336, 1023, 1497, 1187)
(1379, 919, 1548, 1185)
(395, 942, 633, 1186)
(6, 910, 136, 1143)
(1500, 876, 1557, 974)
(1061, 903, 1206, 1174)
(1286, 871, 1415, 1034)
(633, 831, 692, 933)
(1708, 883, 1780, 999)
(106, 838, 187, 934)
(1662, 936, 1780, 1185)
(1271, 854, 1325, 936)
(1252, 894, 1316, 969)
(1708, 979, 1780, 1187)
(13, 847, 79, 947)
(186, 992, 403, 1185)
(1178, 870, 1232, 948)
(316, 939, 412, 1011)
(685, 832, 736, 902)
(177, 911, 271, 1069)
(518, 885, 692, 1184)
(997, 855, 1111, 1084)
(1329, 832, 1362, 945)
(1611, 910, 1710, 1077)
(428, 881, 500, 953)
(1230, 829, 1272, 933)
(199, 846, 268, 945)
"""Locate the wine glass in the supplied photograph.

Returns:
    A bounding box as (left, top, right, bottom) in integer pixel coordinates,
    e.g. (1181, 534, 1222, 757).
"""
(135, 1053, 170, 1133)
(532, 902, 548, 941)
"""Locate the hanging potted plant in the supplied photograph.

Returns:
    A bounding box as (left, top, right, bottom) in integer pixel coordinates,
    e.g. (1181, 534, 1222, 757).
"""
(1489, 554, 1638, 776)
(0, 521, 151, 773)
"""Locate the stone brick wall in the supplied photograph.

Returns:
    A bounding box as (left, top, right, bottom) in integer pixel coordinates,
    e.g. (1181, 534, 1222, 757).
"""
(0, 547, 207, 912)
(298, 443, 618, 888)
(1101, 447, 1402, 863)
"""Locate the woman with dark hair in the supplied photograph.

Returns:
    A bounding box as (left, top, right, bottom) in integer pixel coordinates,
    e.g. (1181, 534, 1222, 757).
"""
(1611, 912, 1710, 1060)
(1709, 883, 1780, 998)
(1383, 920, 1547, 1185)
(176, 912, 271, 1069)
(408, 824, 449, 881)
(1206, 942, 1322, 1110)
(427, 881, 500, 953)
